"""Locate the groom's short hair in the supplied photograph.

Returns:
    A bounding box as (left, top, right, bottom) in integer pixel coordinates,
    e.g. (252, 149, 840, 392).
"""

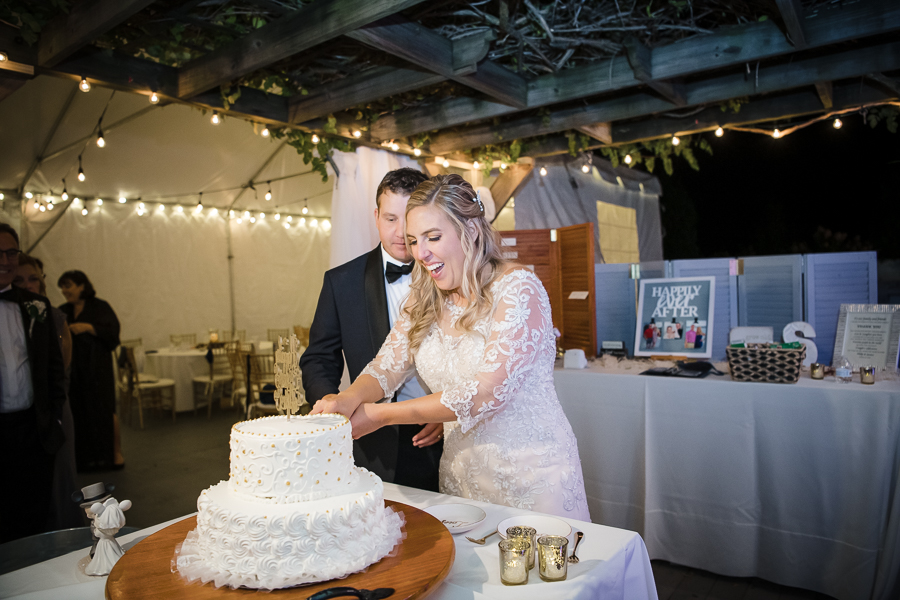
(0, 222, 19, 246)
(375, 168, 428, 209)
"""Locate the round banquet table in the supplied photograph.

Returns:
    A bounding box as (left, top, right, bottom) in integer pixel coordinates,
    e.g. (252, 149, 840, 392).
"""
(144, 349, 209, 413)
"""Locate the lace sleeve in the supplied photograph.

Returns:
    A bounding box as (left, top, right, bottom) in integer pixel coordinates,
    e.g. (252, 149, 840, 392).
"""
(440, 270, 552, 433)
(360, 308, 417, 399)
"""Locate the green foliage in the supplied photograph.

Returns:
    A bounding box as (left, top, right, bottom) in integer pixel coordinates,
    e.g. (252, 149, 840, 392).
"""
(564, 131, 591, 156)
(720, 97, 748, 113)
(270, 128, 354, 182)
(0, 0, 69, 45)
(866, 106, 899, 134)
(467, 139, 533, 176)
(599, 134, 713, 176)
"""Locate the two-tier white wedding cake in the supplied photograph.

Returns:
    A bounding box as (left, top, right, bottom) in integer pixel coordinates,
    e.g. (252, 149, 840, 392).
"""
(175, 414, 405, 589)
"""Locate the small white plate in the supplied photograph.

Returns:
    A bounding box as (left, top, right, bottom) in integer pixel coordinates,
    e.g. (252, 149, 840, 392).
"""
(497, 515, 572, 542)
(423, 503, 487, 534)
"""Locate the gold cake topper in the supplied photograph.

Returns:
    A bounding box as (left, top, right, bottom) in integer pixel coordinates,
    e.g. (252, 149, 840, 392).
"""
(274, 334, 304, 417)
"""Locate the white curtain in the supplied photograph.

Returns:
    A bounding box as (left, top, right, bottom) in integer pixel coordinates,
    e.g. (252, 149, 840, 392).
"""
(329, 146, 420, 268)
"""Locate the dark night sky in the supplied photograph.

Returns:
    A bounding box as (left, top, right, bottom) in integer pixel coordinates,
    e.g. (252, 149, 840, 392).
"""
(656, 114, 900, 261)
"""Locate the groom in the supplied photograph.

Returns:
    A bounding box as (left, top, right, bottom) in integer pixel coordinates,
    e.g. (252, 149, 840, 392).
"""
(301, 168, 443, 491)
(0, 223, 67, 542)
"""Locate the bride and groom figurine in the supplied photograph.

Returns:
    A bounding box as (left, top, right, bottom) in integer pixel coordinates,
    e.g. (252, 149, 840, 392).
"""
(73, 482, 132, 576)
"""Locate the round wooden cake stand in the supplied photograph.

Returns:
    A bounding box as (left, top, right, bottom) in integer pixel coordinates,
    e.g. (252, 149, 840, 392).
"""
(105, 501, 454, 600)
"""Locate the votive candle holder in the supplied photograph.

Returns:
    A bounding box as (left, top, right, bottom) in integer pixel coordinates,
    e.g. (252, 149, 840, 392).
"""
(537, 535, 569, 582)
(810, 363, 824, 380)
(860, 365, 876, 385)
(499, 539, 529, 585)
(506, 526, 537, 570)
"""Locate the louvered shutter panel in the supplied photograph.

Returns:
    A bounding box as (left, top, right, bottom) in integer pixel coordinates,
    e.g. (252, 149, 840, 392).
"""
(738, 255, 804, 338)
(805, 252, 878, 365)
(671, 258, 738, 361)
(595, 264, 637, 355)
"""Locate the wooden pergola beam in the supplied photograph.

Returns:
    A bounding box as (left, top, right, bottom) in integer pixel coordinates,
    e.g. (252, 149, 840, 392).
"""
(623, 37, 685, 107)
(37, 0, 156, 67)
(775, 0, 808, 48)
(372, 0, 900, 140)
(489, 163, 533, 219)
(177, 0, 427, 99)
(866, 72, 900, 97)
(426, 38, 900, 154)
(348, 16, 526, 108)
(815, 81, 834, 109)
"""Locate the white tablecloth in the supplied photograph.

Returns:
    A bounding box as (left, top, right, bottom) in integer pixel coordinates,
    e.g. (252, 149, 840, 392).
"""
(0, 484, 657, 600)
(553, 364, 900, 600)
(144, 349, 209, 413)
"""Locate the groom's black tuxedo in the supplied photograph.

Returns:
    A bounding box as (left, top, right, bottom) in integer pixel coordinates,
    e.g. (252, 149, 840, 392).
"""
(301, 246, 442, 490)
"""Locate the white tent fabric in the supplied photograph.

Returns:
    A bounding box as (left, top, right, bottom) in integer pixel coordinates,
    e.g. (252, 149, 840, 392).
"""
(513, 154, 664, 263)
(329, 146, 420, 268)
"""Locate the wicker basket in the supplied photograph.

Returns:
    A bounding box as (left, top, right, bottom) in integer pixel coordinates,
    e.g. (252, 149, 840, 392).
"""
(726, 345, 807, 384)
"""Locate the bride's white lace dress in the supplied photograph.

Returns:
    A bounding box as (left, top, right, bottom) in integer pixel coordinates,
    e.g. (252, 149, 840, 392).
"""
(362, 269, 590, 520)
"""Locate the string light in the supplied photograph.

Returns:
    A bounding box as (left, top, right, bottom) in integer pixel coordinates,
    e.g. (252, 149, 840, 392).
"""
(772, 129, 782, 138)
(81, 208, 88, 216)
(0, 193, 3, 200)
(96, 198, 103, 206)
(413, 148, 421, 156)
(261, 125, 270, 138)
(149, 92, 159, 104)
(715, 127, 724, 137)
(61, 181, 69, 201)
(442, 159, 450, 168)
(196, 192, 204, 213)
(0, 51, 7, 62)
(250, 216, 257, 224)
(243, 210, 250, 219)
(211, 111, 220, 125)
(77, 156, 85, 182)
(539, 166, 548, 176)
(301, 199, 308, 215)
(286, 215, 293, 223)
(671, 135, 680, 146)
(25, 192, 33, 199)
(157, 203, 164, 212)
(390, 142, 399, 151)
(274, 213, 281, 220)
(581, 152, 592, 173)
(79, 77, 91, 92)
(311, 134, 320, 144)
(624, 155, 633, 165)
(119, 196, 126, 203)
(96, 129, 105, 148)
(265, 182, 272, 201)
(322, 219, 331, 232)
(310, 218, 319, 228)
(472, 161, 479, 169)
(47, 201, 54, 210)
(39, 203, 45, 212)
(236, 217, 243, 224)
(352, 130, 361, 138)
(833, 118, 843, 129)
(259, 212, 265, 219)
(284, 223, 290, 229)
(500, 163, 507, 171)
(229, 210, 235, 218)
(581, 163, 590, 173)
(209, 207, 218, 216)
(176, 205, 184, 213)
(299, 217, 306, 226)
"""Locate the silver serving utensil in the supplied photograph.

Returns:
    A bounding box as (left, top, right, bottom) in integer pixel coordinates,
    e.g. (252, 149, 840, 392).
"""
(465, 530, 498, 545)
(568, 531, 584, 563)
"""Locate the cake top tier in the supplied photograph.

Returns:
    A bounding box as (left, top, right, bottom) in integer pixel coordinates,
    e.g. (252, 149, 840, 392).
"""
(232, 414, 348, 438)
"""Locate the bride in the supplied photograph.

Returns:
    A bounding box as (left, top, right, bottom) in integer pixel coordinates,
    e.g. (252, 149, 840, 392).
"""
(312, 174, 590, 521)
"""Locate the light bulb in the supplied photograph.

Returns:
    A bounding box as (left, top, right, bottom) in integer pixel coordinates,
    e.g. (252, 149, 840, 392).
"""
(32, 200, 38, 209)
(250, 217, 257, 224)
(243, 211, 250, 218)
(500, 163, 507, 171)
(833, 118, 842, 129)
(47, 202, 54, 210)
(259, 212, 265, 219)
(210, 207, 218, 216)
(715, 127, 724, 137)
(138, 202, 145, 210)
(61, 190, 69, 201)
(539, 166, 548, 176)
(82, 208, 88, 216)
(176, 205, 184, 213)
(310, 218, 318, 228)
(274, 213, 281, 220)
(265, 190, 272, 201)
(119, 196, 126, 203)
(352, 130, 361, 138)
(284, 223, 290, 229)
(150, 92, 159, 104)
(391, 143, 399, 151)
(413, 148, 421, 156)
(472, 161, 479, 169)
(299, 217, 306, 226)
(0, 51, 7, 62)
(96, 132, 105, 147)
(624, 155, 632, 165)
(311, 134, 320, 144)
(236, 218, 243, 224)
(772, 129, 781, 139)
(211, 111, 220, 125)
(442, 160, 449, 168)
(39, 204, 46, 212)
(157, 203, 165, 212)
(582, 164, 590, 173)
(322, 219, 331, 231)
(96, 198, 102, 205)
(261, 125, 270, 137)
(79, 77, 91, 92)
(671, 135, 680, 145)
(0, 193, 3, 199)
(196, 202, 203, 212)
(78, 168, 85, 182)
(301, 206, 308, 215)
(229, 210, 235, 218)
(286, 215, 293, 222)
(25, 192, 33, 199)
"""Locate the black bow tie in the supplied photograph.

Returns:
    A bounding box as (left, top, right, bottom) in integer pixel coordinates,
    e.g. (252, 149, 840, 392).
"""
(385, 262, 413, 284)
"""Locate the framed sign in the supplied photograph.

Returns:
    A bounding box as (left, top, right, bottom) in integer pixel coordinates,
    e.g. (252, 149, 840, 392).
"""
(634, 277, 716, 358)
(832, 304, 900, 370)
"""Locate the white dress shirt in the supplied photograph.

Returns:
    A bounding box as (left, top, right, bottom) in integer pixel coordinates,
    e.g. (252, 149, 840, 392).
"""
(380, 245, 427, 402)
(0, 284, 34, 412)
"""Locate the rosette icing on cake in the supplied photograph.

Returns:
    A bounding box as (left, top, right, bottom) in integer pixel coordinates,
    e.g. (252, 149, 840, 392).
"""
(175, 414, 405, 589)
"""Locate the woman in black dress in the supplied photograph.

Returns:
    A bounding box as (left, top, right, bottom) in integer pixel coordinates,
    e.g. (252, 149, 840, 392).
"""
(58, 270, 122, 471)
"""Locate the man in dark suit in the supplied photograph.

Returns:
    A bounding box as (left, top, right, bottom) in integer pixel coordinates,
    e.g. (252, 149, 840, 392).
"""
(0, 223, 67, 542)
(301, 168, 443, 491)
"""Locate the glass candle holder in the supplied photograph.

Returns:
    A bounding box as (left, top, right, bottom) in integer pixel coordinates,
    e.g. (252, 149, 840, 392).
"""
(537, 535, 569, 582)
(506, 526, 536, 570)
(810, 363, 824, 380)
(499, 539, 529, 585)
(860, 365, 876, 385)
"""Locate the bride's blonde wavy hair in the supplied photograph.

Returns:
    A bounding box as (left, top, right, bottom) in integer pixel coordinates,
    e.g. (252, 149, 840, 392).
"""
(403, 174, 507, 352)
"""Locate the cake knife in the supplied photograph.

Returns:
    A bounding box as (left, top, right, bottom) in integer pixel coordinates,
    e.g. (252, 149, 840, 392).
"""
(306, 586, 394, 600)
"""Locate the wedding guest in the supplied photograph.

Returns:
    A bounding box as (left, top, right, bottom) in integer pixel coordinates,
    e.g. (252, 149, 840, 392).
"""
(58, 270, 122, 471)
(0, 223, 67, 542)
(313, 175, 590, 520)
(301, 168, 443, 492)
(14, 254, 82, 529)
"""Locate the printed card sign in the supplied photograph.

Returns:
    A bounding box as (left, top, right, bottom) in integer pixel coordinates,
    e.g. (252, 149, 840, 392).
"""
(634, 276, 716, 358)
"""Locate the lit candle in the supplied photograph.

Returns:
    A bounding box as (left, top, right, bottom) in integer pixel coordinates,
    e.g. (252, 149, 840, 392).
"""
(499, 539, 529, 585)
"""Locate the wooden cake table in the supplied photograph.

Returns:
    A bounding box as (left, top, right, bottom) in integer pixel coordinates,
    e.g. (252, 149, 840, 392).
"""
(105, 501, 454, 599)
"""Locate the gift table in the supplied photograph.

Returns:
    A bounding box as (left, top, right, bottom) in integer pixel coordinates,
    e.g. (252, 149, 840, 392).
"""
(553, 363, 900, 600)
(0, 483, 657, 600)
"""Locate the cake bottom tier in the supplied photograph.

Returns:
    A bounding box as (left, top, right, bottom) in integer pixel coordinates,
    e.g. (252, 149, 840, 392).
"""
(175, 469, 405, 590)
